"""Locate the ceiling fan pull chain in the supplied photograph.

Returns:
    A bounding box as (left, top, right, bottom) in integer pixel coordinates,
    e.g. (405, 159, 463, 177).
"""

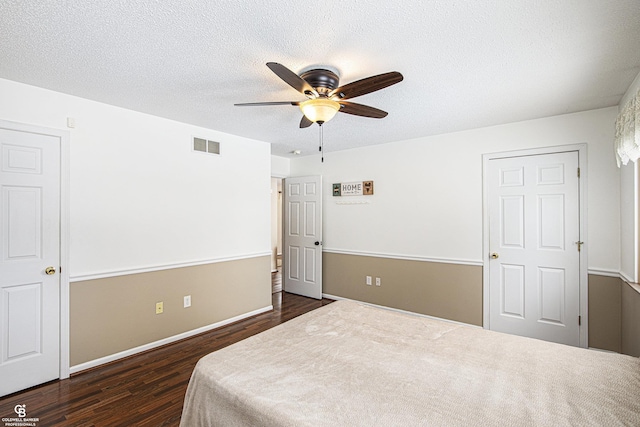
(319, 124, 324, 163)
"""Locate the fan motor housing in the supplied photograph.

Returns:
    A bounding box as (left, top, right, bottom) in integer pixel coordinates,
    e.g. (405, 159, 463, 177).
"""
(300, 69, 339, 94)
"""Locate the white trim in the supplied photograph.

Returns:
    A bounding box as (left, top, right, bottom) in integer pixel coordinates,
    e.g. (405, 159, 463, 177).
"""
(588, 347, 619, 354)
(70, 304, 273, 374)
(323, 294, 481, 328)
(69, 251, 272, 282)
(326, 249, 619, 280)
(0, 119, 71, 380)
(620, 162, 639, 282)
(624, 281, 640, 295)
(588, 268, 622, 278)
(323, 248, 483, 266)
(620, 271, 636, 284)
(482, 144, 589, 348)
(60, 126, 71, 379)
(635, 162, 639, 282)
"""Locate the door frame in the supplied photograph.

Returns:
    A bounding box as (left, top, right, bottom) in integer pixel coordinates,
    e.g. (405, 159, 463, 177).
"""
(272, 173, 287, 284)
(0, 119, 71, 378)
(482, 144, 588, 348)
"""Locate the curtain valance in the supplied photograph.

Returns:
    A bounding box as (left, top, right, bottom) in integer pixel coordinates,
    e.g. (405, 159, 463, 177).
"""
(615, 89, 640, 167)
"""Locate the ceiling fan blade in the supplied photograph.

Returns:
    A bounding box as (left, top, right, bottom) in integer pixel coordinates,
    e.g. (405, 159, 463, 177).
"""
(266, 62, 318, 97)
(338, 101, 388, 118)
(234, 101, 299, 106)
(330, 71, 403, 100)
(300, 116, 313, 128)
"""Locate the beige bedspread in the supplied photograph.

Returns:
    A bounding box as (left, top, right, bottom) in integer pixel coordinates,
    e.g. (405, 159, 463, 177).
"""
(180, 300, 640, 426)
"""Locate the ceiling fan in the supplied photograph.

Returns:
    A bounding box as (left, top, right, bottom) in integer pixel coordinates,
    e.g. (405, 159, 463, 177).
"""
(235, 62, 403, 128)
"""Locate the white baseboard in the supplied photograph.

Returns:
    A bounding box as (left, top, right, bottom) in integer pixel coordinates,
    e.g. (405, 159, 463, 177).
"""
(70, 304, 273, 374)
(323, 293, 480, 328)
(588, 347, 619, 354)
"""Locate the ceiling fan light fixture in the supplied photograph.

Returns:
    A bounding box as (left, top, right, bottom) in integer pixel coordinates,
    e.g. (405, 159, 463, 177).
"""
(299, 99, 340, 124)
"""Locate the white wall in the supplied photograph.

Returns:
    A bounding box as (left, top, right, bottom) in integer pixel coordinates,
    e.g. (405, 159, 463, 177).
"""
(271, 155, 290, 177)
(0, 78, 272, 278)
(619, 70, 640, 282)
(619, 161, 636, 281)
(291, 107, 620, 271)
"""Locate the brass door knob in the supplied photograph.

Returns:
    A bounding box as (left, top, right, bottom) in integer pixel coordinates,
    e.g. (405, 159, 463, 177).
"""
(45, 266, 56, 275)
(491, 253, 499, 259)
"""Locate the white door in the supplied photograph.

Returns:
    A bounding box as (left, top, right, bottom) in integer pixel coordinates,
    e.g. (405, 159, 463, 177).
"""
(487, 151, 581, 346)
(283, 176, 322, 299)
(0, 128, 60, 397)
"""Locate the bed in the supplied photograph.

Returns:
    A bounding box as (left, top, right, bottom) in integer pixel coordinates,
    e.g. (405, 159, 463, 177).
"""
(180, 300, 640, 426)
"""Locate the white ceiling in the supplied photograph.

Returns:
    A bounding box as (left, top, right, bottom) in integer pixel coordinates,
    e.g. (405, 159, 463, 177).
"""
(2, 1, 639, 157)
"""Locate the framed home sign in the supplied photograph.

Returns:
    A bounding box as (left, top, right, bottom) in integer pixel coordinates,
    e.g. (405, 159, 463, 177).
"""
(333, 181, 374, 196)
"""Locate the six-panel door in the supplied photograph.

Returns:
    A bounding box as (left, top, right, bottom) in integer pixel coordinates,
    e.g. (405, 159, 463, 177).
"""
(283, 176, 322, 299)
(0, 128, 60, 397)
(488, 151, 581, 346)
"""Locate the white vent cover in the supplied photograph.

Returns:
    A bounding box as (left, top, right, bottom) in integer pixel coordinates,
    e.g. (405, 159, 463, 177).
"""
(193, 137, 220, 155)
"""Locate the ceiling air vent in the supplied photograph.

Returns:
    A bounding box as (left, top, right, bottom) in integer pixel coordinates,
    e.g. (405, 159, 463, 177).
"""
(193, 137, 220, 155)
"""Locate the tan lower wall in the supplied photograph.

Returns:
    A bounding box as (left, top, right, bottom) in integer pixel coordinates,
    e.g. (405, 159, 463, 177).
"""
(586, 277, 640, 356)
(587, 274, 621, 353)
(622, 282, 640, 357)
(323, 254, 632, 353)
(323, 253, 483, 326)
(70, 255, 271, 366)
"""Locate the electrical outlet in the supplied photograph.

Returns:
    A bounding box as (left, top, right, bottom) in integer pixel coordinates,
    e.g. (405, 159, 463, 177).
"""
(366, 276, 372, 286)
(375, 277, 381, 286)
(184, 295, 191, 308)
(155, 302, 163, 314)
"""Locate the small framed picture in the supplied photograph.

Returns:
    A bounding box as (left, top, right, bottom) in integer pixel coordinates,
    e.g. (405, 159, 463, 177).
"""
(363, 181, 374, 195)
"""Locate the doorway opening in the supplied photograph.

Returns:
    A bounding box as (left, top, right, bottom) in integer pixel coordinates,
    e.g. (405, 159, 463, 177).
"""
(271, 177, 283, 293)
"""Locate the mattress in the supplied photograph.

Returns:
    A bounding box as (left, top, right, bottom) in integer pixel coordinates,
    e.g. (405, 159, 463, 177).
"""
(180, 300, 640, 426)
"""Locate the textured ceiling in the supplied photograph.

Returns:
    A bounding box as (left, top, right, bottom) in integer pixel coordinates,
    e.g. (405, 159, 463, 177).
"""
(1, 1, 639, 157)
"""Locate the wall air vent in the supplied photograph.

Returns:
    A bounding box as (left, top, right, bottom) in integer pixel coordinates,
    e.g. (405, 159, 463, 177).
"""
(193, 137, 220, 155)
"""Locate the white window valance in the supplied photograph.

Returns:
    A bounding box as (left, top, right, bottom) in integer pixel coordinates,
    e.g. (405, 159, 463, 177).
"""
(615, 89, 640, 167)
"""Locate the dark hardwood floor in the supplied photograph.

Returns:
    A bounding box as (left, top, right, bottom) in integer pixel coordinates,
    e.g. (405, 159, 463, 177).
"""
(271, 270, 282, 293)
(0, 292, 333, 426)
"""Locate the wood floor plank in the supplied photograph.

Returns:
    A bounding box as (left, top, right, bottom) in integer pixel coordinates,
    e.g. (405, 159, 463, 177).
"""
(0, 291, 333, 426)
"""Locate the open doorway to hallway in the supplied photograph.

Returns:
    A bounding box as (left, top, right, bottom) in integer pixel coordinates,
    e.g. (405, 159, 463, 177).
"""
(271, 177, 283, 293)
